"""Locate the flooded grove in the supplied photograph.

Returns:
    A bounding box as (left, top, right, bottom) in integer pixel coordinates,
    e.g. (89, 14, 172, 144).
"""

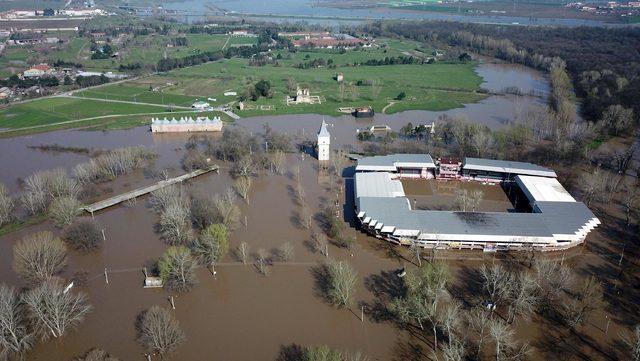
(0, 61, 621, 360)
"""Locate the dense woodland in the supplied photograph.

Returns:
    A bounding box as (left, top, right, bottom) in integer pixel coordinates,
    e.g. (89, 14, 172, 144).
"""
(362, 21, 640, 123)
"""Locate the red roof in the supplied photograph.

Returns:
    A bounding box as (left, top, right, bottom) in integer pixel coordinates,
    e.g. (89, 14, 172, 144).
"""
(30, 64, 50, 72)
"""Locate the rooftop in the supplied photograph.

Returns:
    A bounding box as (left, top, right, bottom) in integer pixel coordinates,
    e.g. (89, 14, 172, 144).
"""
(356, 154, 436, 172)
(463, 157, 557, 178)
(318, 119, 330, 138)
(515, 175, 575, 203)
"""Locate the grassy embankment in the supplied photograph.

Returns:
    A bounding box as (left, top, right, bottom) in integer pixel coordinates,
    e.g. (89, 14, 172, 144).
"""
(0, 97, 231, 137)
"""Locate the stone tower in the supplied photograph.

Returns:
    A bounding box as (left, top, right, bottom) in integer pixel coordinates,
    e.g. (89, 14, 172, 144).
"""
(317, 119, 330, 161)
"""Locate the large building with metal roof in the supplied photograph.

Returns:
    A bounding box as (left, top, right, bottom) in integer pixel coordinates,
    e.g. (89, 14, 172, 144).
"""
(354, 154, 599, 251)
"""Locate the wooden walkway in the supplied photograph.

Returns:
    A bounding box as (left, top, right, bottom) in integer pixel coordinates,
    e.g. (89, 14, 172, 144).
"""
(83, 165, 219, 214)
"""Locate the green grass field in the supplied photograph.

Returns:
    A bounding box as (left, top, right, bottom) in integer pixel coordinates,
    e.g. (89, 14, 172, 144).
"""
(0, 36, 487, 135)
(0, 97, 173, 129)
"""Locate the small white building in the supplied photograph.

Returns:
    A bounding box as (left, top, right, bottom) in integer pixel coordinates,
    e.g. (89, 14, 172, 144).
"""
(317, 119, 330, 161)
(191, 101, 210, 111)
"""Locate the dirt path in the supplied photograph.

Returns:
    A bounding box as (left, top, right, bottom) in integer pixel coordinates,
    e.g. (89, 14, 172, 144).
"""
(222, 35, 231, 51)
(382, 101, 396, 114)
(61, 95, 192, 109)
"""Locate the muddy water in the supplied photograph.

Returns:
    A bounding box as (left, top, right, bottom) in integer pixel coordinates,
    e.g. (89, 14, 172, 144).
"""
(401, 179, 514, 212)
(1, 62, 625, 360)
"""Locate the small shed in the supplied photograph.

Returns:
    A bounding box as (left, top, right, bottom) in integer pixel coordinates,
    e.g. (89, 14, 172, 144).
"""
(144, 276, 164, 288)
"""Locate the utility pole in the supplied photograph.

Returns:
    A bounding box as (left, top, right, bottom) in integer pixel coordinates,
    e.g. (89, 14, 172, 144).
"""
(104, 267, 109, 284)
(170, 296, 176, 310)
(101, 228, 106, 241)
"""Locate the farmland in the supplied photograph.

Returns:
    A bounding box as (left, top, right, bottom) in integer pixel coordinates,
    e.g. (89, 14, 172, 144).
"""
(69, 38, 486, 117)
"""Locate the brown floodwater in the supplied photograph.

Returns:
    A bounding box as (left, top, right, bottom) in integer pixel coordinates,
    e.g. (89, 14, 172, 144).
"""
(0, 62, 633, 360)
(401, 179, 514, 212)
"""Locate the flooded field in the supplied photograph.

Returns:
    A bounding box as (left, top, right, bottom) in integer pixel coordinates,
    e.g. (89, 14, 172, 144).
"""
(401, 179, 514, 212)
(0, 58, 636, 361)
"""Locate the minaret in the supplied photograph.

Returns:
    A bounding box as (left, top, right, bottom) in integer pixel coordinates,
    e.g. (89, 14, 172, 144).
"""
(317, 118, 330, 161)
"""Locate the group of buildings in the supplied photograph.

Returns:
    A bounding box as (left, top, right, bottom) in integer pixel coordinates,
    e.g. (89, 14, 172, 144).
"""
(353, 154, 600, 251)
(278, 31, 369, 49)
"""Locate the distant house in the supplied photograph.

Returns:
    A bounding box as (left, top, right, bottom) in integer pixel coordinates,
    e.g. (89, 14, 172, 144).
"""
(223, 91, 237, 96)
(22, 64, 51, 78)
(191, 101, 210, 110)
(336, 73, 344, 82)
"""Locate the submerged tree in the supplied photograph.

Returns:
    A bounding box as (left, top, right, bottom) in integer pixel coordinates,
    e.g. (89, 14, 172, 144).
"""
(49, 196, 82, 228)
(327, 261, 357, 308)
(158, 246, 198, 292)
(0, 183, 14, 227)
(22, 279, 92, 340)
(13, 232, 67, 285)
(234, 177, 252, 203)
(0, 284, 34, 360)
(191, 223, 228, 274)
(62, 219, 102, 252)
(389, 262, 450, 348)
(620, 324, 640, 361)
(213, 188, 241, 229)
(137, 306, 185, 356)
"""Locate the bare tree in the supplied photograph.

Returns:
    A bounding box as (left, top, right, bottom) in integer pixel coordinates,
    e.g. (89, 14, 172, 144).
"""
(300, 203, 313, 229)
(149, 185, 183, 214)
(279, 242, 294, 262)
(327, 261, 357, 307)
(0, 284, 34, 360)
(270, 150, 286, 175)
(409, 241, 422, 267)
(234, 177, 252, 203)
(0, 183, 14, 227)
(563, 276, 603, 329)
(22, 279, 92, 339)
(441, 299, 463, 348)
(159, 202, 192, 245)
(214, 188, 241, 229)
(489, 318, 514, 361)
(73, 348, 119, 361)
(480, 264, 512, 311)
(49, 196, 82, 228)
(469, 190, 484, 212)
(286, 76, 297, 93)
(256, 248, 269, 276)
(191, 224, 228, 275)
(620, 325, 640, 361)
(13, 232, 67, 285)
(438, 339, 466, 361)
(313, 232, 329, 256)
(468, 306, 491, 357)
(158, 246, 198, 292)
(136, 306, 185, 356)
(62, 219, 103, 252)
(231, 155, 257, 178)
(471, 129, 496, 158)
(533, 259, 573, 309)
(620, 182, 640, 227)
(238, 242, 249, 265)
(506, 272, 539, 323)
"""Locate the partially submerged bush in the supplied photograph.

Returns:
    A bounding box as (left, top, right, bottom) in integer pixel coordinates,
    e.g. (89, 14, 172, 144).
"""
(63, 219, 102, 252)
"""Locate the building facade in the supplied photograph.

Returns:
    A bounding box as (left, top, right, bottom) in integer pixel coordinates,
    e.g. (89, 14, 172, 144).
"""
(150, 116, 223, 133)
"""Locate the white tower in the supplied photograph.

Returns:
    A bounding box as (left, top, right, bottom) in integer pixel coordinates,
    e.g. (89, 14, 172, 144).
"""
(317, 119, 330, 161)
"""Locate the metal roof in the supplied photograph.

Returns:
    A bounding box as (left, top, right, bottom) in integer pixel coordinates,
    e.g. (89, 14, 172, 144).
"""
(318, 119, 330, 138)
(355, 172, 405, 198)
(356, 154, 436, 172)
(463, 157, 557, 178)
(516, 175, 575, 203)
(356, 196, 598, 241)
